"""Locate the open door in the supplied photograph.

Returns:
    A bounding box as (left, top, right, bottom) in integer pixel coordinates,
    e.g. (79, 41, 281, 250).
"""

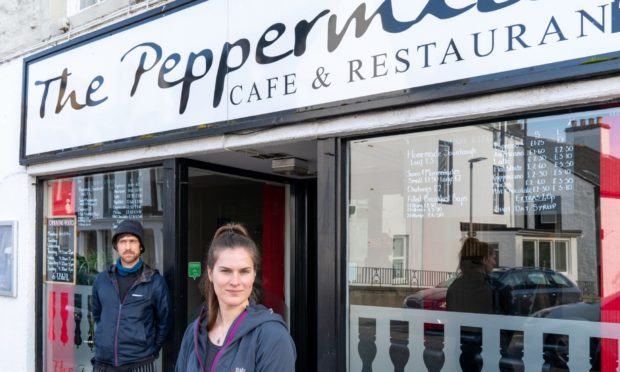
(185, 167, 288, 321)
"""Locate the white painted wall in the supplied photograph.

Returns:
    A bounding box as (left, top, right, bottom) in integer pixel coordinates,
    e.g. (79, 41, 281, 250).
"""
(0, 57, 36, 372)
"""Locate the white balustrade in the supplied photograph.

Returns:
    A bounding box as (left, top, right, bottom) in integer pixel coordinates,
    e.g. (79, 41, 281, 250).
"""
(350, 305, 620, 372)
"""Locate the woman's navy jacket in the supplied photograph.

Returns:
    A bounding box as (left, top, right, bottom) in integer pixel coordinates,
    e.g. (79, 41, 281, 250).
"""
(175, 303, 296, 372)
(91, 263, 172, 367)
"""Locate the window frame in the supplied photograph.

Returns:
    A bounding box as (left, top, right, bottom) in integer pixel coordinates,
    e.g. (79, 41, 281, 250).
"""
(521, 239, 570, 274)
(391, 235, 408, 280)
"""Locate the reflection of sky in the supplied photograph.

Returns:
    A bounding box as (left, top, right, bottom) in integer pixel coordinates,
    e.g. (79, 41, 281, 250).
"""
(526, 107, 620, 147)
(606, 116, 620, 158)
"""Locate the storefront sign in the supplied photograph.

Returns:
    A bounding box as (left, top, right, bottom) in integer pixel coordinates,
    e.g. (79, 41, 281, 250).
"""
(22, 0, 620, 160)
(45, 217, 76, 284)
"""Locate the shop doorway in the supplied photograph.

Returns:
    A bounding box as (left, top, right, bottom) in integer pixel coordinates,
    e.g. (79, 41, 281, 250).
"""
(185, 167, 289, 322)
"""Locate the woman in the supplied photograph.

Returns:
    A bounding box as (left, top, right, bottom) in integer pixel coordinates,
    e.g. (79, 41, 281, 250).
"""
(176, 223, 296, 372)
(446, 237, 510, 315)
(446, 237, 511, 372)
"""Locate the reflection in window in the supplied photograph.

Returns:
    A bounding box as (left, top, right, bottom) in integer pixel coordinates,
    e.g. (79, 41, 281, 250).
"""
(437, 140, 453, 204)
(522, 239, 569, 272)
(42, 167, 164, 371)
(348, 106, 620, 371)
(392, 235, 408, 279)
(489, 242, 499, 267)
(493, 125, 505, 149)
(555, 241, 568, 272)
(493, 166, 505, 214)
(539, 241, 552, 269)
(523, 241, 536, 267)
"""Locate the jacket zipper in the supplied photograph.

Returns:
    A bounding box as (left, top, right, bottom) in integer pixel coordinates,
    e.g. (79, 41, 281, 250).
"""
(210, 310, 248, 372)
(114, 302, 122, 367)
(110, 268, 150, 367)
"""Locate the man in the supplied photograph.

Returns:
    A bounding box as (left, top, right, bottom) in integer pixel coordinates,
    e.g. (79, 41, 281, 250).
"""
(91, 220, 171, 372)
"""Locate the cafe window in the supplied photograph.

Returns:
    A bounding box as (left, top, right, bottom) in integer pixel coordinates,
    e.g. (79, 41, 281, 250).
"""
(41, 167, 164, 371)
(348, 106, 620, 371)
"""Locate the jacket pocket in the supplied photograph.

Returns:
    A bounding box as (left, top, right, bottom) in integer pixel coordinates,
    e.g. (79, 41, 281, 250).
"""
(125, 324, 147, 345)
(94, 323, 113, 358)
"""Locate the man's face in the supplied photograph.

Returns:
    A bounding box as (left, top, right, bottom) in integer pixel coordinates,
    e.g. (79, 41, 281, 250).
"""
(116, 233, 141, 268)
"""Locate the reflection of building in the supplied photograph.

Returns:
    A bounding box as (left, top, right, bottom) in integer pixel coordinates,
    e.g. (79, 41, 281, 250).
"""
(350, 118, 606, 295)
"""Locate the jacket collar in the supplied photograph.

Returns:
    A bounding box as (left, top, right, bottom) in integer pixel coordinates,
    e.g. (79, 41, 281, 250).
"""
(107, 261, 157, 284)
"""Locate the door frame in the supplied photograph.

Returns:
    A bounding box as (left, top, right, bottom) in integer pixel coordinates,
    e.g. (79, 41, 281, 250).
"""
(165, 157, 315, 372)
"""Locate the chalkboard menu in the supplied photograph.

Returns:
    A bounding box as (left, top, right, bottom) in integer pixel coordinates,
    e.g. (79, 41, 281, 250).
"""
(45, 217, 76, 284)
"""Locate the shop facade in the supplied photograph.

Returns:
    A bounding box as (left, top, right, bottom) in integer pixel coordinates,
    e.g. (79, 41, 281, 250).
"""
(2, 0, 620, 370)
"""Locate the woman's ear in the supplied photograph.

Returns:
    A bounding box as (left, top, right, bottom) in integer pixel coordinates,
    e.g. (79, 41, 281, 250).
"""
(207, 267, 213, 281)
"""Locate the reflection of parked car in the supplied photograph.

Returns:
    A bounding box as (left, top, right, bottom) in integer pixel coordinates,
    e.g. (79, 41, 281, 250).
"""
(533, 290, 620, 321)
(402, 277, 455, 310)
(530, 292, 620, 370)
(494, 267, 582, 315)
(403, 267, 582, 315)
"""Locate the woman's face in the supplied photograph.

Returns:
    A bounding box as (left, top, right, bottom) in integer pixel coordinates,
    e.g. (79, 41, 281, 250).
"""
(208, 247, 256, 310)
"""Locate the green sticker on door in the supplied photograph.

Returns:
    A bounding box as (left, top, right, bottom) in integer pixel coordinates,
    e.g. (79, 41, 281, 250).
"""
(188, 261, 201, 280)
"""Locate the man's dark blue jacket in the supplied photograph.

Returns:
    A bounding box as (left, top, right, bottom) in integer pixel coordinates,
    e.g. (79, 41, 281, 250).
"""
(91, 263, 172, 367)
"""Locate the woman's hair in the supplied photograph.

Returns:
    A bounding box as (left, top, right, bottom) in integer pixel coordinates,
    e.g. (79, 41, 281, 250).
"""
(199, 223, 261, 330)
(458, 237, 492, 273)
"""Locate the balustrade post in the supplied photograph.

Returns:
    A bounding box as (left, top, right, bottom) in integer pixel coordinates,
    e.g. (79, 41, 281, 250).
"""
(359, 317, 377, 372)
(389, 320, 410, 372)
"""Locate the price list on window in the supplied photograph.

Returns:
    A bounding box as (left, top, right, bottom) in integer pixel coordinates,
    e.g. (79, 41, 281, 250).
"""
(76, 176, 104, 227)
(112, 179, 143, 220)
(513, 138, 575, 214)
(45, 217, 76, 284)
(404, 132, 576, 218)
(405, 148, 470, 219)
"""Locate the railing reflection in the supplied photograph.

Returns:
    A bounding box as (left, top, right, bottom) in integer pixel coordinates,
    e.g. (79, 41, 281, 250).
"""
(350, 267, 456, 288)
(350, 305, 620, 372)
